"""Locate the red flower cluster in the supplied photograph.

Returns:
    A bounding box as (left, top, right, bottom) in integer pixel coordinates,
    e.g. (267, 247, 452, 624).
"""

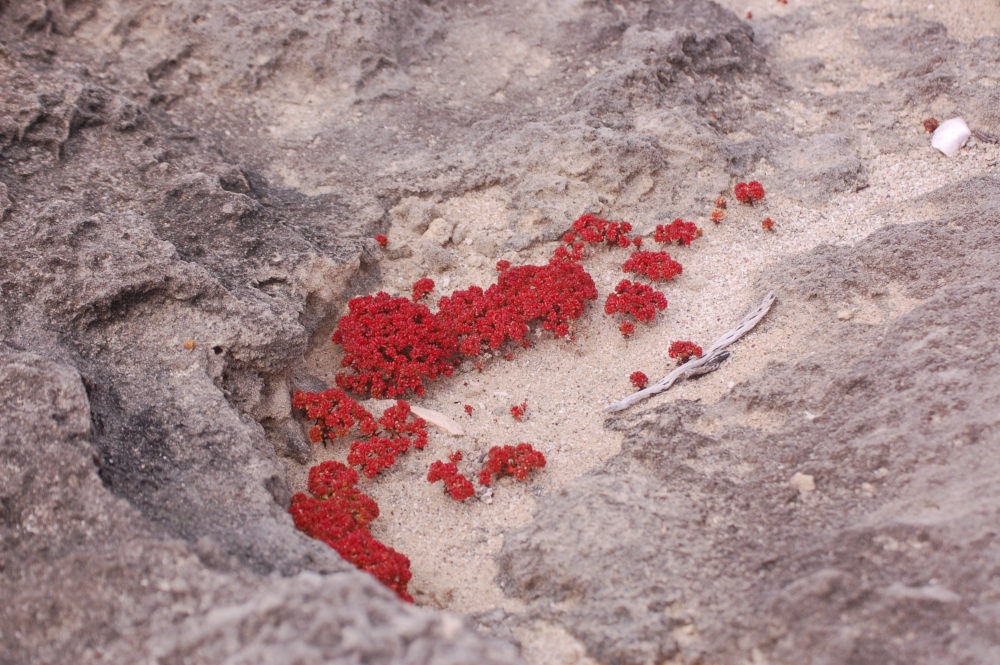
(619, 321, 635, 337)
(570, 213, 637, 247)
(510, 402, 526, 421)
(427, 453, 476, 501)
(653, 219, 702, 246)
(289, 461, 412, 601)
(761, 217, 775, 230)
(605, 280, 668, 323)
(478, 444, 547, 486)
(292, 389, 377, 445)
(347, 400, 428, 478)
(715, 196, 727, 209)
(622, 251, 683, 282)
(333, 293, 457, 398)
(734, 181, 765, 203)
(711, 209, 725, 223)
(375, 234, 388, 247)
(411, 277, 435, 301)
(334, 261, 599, 399)
(437, 261, 598, 354)
(630, 371, 649, 389)
(550, 241, 586, 264)
(668, 340, 703, 362)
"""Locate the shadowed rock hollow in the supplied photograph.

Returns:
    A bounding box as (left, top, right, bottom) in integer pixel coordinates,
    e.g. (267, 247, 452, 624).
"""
(2, 1, 998, 664)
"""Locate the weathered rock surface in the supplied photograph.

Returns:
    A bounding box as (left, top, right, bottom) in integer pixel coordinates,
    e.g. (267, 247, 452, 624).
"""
(2, 0, 999, 663)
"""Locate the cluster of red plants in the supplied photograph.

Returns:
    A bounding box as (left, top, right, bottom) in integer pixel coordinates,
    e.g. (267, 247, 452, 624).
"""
(293, 391, 428, 478)
(653, 219, 702, 246)
(427, 451, 476, 501)
(630, 371, 649, 389)
(510, 402, 527, 421)
(478, 444, 547, 486)
(346, 400, 429, 478)
(332, 260, 597, 398)
(290, 461, 412, 601)
(622, 250, 683, 282)
(669, 340, 703, 363)
(734, 181, 765, 204)
(292, 389, 377, 445)
(605, 279, 668, 323)
(567, 213, 640, 248)
(411, 277, 435, 301)
(761, 217, 775, 231)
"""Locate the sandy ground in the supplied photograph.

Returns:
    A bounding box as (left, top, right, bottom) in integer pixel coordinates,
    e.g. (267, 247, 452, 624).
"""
(285, 1, 999, 661)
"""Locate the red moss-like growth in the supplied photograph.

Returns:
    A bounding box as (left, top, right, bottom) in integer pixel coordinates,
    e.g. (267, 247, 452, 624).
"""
(653, 219, 702, 246)
(668, 340, 703, 363)
(734, 181, 765, 204)
(571, 213, 636, 248)
(347, 400, 428, 478)
(715, 196, 727, 209)
(761, 217, 775, 231)
(427, 453, 476, 501)
(411, 277, 435, 301)
(630, 371, 649, 390)
(711, 209, 725, 223)
(619, 321, 635, 337)
(292, 389, 378, 445)
(289, 461, 412, 601)
(375, 234, 388, 247)
(510, 402, 527, 421)
(622, 251, 683, 282)
(464, 404, 474, 415)
(478, 443, 547, 486)
(333, 293, 457, 398)
(605, 280, 668, 323)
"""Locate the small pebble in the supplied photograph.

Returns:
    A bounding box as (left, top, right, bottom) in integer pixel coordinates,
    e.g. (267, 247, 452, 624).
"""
(790, 472, 816, 494)
(837, 309, 854, 320)
(183, 340, 196, 350)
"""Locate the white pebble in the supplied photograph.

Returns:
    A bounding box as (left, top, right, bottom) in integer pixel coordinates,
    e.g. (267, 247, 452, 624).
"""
(931, 117, 971, 157)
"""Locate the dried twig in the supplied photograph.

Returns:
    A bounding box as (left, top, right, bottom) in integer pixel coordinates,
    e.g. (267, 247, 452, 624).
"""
(605, 290, 776, 413)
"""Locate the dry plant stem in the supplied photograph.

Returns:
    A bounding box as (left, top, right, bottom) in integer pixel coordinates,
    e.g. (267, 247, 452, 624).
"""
(605, 290, 777, 412)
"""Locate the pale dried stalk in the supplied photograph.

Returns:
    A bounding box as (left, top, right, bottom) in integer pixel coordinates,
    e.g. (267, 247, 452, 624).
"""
(604, 290, 776, 413)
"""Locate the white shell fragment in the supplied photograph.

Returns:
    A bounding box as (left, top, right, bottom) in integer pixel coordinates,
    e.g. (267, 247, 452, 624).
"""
(931, 117, 971, 157)
(409, 404, 464, 436)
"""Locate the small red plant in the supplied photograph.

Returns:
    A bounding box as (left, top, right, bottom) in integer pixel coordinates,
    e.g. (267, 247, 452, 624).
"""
(622, 251, 683, 282)
(734, 181, 765, 204)
(605, 280, 668, 323)
(411, 277, 435, 301)
(630, 371, 649, 389)
(292, 389, 377, 445)
(715, 196, 727, 209)
(570, 213, 636, 248)
(289, 461, 412, 601)
(668, 340, 703, 363)
(375, 234, 388, 247)
(510, 402, 527, 421)
(478, 443, 547, 486)
(619, 321, 635, 337)
(464, 404, 473, 415)
(428, 454, 476, 501)
(761, 218, 775, 231)
(347, 400, 428, 478)
(333, 292, 457, 398)
(711, 209, 724, 223)
(653, 219, 702, 246)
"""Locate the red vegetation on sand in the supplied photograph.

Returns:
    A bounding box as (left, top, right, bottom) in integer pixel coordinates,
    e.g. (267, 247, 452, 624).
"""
(605, 279, 668, 323)
(289, 460, 412, 601)
(478, 443, 547, 486)
(622, 250, 683, 282)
